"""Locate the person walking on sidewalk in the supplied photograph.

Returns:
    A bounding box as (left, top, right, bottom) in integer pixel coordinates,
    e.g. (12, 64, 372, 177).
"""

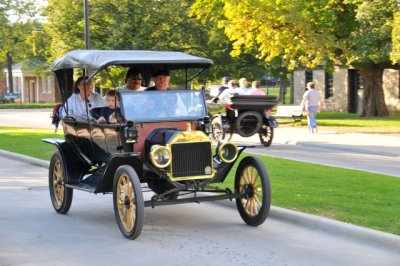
(300, 82, 323, 134)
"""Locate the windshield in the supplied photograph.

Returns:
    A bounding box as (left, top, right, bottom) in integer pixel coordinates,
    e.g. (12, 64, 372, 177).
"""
(120, 90, 208, 122)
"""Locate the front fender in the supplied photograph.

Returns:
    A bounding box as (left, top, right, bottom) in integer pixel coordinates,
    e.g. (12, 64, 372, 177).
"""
(94, 153, 143, 193)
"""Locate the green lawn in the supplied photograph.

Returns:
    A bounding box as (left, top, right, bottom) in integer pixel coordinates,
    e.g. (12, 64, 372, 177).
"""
(277, 112, 400, 134)
(1, 126, 399, 235)
(0, 127, 61, 160)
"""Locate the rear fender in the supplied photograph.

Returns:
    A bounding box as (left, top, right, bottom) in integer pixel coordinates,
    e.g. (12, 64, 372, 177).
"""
(42, 138, 91, 183)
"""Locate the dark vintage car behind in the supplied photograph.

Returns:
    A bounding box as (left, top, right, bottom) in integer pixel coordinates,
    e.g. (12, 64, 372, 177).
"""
(44, 50, 271, 239)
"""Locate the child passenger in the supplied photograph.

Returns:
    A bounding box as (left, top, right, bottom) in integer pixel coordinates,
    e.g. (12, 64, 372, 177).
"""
(98, 90, 119, 124)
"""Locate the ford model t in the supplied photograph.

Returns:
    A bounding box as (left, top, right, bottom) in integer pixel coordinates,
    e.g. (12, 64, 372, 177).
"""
(210, 95, 278, 147)
(44, 50, 271, 239)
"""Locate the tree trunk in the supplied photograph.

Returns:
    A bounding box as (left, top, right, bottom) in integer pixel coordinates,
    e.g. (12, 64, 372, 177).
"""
(358, 64, 388, 117)
(7, 52, 14, 94)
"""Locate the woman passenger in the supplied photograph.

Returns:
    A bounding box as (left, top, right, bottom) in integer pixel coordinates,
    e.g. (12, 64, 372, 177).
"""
(63, 76, 105, 120)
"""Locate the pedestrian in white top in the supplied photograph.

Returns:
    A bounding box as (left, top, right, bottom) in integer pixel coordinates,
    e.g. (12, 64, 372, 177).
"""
(63, 76, 105, 120)
(300, 82, 323, 134)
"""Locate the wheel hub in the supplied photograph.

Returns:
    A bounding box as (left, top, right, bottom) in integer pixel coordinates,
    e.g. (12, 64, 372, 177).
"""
(241, 184, 254, 198)
(124, 195, 131, 209)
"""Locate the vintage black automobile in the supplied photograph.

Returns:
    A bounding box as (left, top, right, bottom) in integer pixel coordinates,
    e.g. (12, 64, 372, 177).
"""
(43, 50, 271, 239)
(210, 95, 278, 147)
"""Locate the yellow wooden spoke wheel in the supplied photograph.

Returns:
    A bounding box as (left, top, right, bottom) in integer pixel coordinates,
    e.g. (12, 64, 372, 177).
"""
(113, 165, 144, 239)
(49, 152, 73, 214)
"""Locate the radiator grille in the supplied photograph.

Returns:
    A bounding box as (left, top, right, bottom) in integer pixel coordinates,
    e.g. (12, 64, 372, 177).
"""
(171, 142, 212, 178)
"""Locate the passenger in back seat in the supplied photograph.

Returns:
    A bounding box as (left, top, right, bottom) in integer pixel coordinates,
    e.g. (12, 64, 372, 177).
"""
(63, 76, 105, 120)
(98, 90, 120, 124)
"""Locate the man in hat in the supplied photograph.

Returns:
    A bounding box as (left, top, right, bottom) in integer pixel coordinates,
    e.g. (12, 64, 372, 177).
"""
(146, 69, 171, 91)
(218, 76, 230, 96)
(117, 67, 146, 91)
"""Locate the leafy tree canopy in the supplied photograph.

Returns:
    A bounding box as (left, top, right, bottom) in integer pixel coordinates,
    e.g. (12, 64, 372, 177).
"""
(192, 0, 400, 116)
(43, 0, 271, 83)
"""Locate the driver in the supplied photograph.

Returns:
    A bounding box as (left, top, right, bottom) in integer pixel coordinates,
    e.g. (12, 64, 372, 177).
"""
(145, 69, 187, 116)
(146, 69, 171, 91)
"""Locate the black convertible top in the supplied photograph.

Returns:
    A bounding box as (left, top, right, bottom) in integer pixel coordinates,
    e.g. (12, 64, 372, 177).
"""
(53, 50, 214, 71)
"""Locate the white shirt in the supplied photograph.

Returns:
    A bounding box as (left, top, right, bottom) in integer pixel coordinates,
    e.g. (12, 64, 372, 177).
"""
(117, 85, 146, 92)
(218, 88, 241, 102)
(63, 93, 105, 120)
(302, 89, 320, 107)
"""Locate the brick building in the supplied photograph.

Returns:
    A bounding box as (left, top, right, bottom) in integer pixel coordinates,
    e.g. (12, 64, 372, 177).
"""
(3, 62, 61, 103)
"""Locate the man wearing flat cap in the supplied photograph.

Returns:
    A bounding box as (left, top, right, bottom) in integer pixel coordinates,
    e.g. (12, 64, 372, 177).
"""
(117, 67, 146, 91)
(146, 69, 171, 91)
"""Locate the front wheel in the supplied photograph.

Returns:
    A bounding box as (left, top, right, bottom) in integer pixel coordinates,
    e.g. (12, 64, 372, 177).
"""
(235, 156, 271, 226)
(259, 125, 274, 147)
(113, 165, 144, 240)
(49, 152, 73, 214)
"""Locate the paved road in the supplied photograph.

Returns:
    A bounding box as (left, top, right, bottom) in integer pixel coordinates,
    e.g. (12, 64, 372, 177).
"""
(0, 108, 54, 129)
(0, 156, 399, 266)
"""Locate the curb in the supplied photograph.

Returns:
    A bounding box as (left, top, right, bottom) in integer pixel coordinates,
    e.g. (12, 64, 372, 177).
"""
(0, 149, 50, 168)
(1, 149, 400, 252)
(270, 206, 400, 252)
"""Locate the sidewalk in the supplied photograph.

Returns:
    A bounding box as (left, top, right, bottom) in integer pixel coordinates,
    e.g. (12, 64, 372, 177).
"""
(272, 126, 400, 158)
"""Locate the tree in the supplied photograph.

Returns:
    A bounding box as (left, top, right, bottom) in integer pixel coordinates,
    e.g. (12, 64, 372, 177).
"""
(0, 0, 38, 93)
(391, 11, 400, 63)
(192, 0, 400, 116)
(43, 0, 270, 84)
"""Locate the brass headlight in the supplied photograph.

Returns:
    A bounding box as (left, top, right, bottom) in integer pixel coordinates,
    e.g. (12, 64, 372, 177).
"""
(150, 145, 172, 168)
(218, 142, 238, 163)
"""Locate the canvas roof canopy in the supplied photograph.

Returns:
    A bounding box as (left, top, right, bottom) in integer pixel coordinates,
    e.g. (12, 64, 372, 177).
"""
(53, 50, 213, 104)
(53, 50, 214, 72)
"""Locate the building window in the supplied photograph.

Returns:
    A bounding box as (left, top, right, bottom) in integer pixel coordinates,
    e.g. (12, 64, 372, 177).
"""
(305, 70, 313, 82)
(355, 71, 362, 90)
(325, 72, 333, 99)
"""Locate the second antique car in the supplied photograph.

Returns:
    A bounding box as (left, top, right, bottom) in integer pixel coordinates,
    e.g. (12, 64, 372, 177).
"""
(44, 50, 271, 239)
(210, 95, 278, 147)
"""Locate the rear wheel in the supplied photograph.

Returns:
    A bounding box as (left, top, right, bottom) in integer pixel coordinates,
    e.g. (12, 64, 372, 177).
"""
(259, 125, 274, 147)
(235, 156, 271, 226)
(49, 152, 73, 214)
(113, 165, 144, 240)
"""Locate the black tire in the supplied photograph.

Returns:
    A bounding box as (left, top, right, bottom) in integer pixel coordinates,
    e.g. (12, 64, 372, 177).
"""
(113, 165, 144, 240)
(235, 156, 271, 226)
(235, 111, 263, 137)
(211, 115, 225, 144)
(49, 152, 73, 214)
(259, 124, 274, 147)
